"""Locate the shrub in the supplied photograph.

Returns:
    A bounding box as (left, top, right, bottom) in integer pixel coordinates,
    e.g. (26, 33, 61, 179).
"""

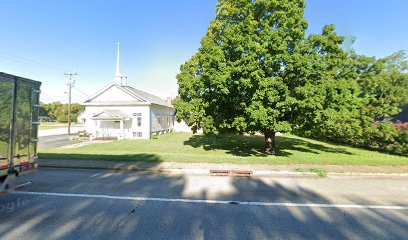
(300, 119, 408, 156)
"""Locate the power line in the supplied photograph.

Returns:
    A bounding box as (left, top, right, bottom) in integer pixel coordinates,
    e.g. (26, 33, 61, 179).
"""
(72, 85, 89, 97)
(0, 52, 99, 96)
(42, 90, 87, 103)
(0, 50, 69, 73)
(0, 50, 105, 103)
(42, 93, 65, 98)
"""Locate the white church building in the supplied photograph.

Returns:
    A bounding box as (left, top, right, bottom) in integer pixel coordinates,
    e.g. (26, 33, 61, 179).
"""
(80, 44, 175, 140)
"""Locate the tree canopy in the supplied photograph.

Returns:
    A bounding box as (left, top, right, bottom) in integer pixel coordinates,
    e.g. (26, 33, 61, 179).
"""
(174, 0, 408, 155)
(40, 102, 84, 123)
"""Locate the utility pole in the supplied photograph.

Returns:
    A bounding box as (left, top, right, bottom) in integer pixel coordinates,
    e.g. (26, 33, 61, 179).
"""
(64, 72, 77, 135)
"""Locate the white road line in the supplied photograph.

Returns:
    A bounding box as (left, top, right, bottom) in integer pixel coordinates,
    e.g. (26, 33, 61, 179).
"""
(13, 191, 408, 210)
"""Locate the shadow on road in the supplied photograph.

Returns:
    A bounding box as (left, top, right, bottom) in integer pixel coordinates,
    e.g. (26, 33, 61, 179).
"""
(1, 168, 407, 239)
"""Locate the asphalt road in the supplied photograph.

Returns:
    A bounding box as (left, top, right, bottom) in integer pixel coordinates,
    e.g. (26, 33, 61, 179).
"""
(38, 134, 83, 150)
(1, 169, 407, 240)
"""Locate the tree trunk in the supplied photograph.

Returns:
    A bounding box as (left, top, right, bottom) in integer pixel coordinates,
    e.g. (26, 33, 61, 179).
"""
(264, 130, 276, 155)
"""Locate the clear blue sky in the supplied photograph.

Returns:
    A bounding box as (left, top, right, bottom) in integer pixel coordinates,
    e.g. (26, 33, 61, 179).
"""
(0, 0, 407, 103)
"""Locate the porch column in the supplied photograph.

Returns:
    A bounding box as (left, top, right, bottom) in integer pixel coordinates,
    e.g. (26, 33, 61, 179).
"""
(120, 120, 124, 139)
(94, 120, 99, 138)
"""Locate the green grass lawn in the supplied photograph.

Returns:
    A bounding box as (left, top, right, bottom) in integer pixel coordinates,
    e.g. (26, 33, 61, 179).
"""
(39, 132, 408, 166)
(39, 125, 66, 130)
(39, 122, 66, 130)
(39, 122, 83, 130)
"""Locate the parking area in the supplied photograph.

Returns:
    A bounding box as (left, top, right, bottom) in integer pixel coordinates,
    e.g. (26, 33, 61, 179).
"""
(38, 134, 85, 150)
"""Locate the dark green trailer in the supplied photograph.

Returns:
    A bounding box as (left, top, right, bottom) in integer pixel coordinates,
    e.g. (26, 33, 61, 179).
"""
(0, 72, 41, 193)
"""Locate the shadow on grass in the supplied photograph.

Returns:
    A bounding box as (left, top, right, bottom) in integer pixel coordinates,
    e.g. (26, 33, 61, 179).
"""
(38, 153, 164, 162)
(184, 134, 353, 157)
(277, 135, 354, 156)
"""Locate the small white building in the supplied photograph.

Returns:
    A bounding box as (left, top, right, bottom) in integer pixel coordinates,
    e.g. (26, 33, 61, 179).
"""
(173, 120, 203, 133)
(81, 43, 174, 140)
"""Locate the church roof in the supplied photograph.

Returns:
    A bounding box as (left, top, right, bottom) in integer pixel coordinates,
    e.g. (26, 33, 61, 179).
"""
(84, 83, 173, 108)
(123, 86, 173, 108)
(91, 109, 130, 120)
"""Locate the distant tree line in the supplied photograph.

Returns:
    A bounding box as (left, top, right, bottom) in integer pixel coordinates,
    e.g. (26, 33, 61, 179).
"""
(174, 0, 408, 155)
(40, 102, 85, 123)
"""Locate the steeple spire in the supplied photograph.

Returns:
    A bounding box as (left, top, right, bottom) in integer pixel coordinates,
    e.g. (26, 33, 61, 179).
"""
(114, 42, 122, 85)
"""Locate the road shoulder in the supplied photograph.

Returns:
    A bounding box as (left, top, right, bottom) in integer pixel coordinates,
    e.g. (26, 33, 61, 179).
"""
(38, 159, 408, 178)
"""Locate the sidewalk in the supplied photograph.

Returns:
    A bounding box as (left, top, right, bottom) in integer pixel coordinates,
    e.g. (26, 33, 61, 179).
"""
(38, 159, 408, 178)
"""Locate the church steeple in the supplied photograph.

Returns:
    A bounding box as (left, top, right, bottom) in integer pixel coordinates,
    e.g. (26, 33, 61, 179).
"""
(114, 42, 122, 85)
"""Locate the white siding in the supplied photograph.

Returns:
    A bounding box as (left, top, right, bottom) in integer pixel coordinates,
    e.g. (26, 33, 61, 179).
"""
(174, 120, 203, 133)
(83, 105, 151, 139)
(82, 84, 174, 140)
(150, 105, 174, 134)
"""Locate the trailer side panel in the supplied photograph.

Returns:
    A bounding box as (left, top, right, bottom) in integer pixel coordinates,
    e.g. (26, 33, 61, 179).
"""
(0, 75, 14, 178)
(0, 72, 41, 182)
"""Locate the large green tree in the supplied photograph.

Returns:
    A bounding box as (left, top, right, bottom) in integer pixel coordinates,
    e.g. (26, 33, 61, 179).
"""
(175, 0, 408, 155)
(295, 48, 408, 153)
(318, 51, 408, 152)
(293, 25, 362, 141)
(354, 51, 408, 119)
(175, 0, 315, 153)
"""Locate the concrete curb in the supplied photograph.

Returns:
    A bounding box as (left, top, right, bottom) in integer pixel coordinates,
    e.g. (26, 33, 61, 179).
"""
(38, 163, 408, 179)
